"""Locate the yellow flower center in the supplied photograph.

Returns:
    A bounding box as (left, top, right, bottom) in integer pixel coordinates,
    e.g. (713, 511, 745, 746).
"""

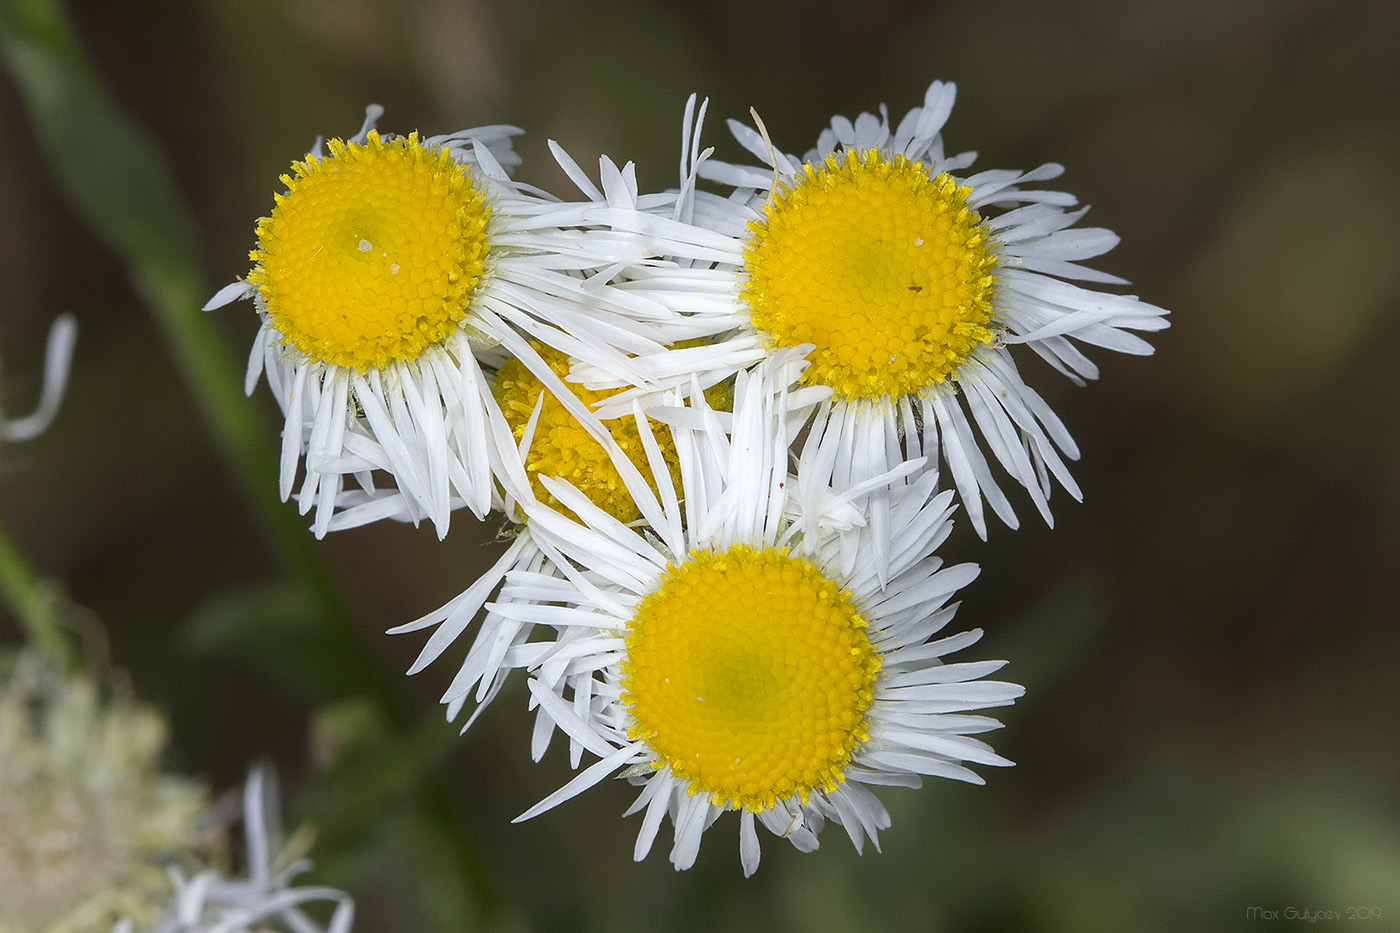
(494, 345, 682, 523)
(741, 148, 998, 400)
(621, 545, 880, 810)
(248, 129, 492, 372)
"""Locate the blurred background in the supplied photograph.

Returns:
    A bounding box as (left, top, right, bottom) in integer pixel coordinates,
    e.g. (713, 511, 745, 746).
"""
(2, 0, 1398, 930)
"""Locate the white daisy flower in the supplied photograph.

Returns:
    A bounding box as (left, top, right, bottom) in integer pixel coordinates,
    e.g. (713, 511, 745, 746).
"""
(583, 82, 1169, 539)
(492, 350, 1023, 875)
(206, 107, 680, 538)
(116, 765, 354, 933)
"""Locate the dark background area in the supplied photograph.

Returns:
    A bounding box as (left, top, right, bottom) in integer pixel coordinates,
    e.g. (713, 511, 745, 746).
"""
(3, 1, 1398, 930)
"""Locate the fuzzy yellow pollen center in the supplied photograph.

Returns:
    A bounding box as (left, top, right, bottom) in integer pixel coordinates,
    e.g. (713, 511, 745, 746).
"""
(621, 545, 880, 811)
(494, 345, 682, 524)
(249, 130, 492, 372)
(741, 149, 998, 400)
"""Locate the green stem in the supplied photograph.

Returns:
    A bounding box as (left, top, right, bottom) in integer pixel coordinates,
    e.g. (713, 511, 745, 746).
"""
(0, 516, 72, 669)
(0, 0, 403, 713)
(0, 0, 404, 720)
(0, 0, 312, 590)
(0, 2, 501, 922)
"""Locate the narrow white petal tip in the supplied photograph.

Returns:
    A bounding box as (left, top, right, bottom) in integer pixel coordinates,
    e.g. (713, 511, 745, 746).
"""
(203, 280, 254, 311)
(2, 312, 79, 442)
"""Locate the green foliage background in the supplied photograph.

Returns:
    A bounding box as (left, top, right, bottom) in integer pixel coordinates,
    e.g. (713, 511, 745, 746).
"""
(2, 0, 1398, 930)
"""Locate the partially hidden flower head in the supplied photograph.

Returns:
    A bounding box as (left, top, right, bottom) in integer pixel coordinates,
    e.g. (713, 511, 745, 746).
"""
(0, 650, 209, 933)
(115, 765, 354, 933)
(207, 106, 681, 539)
(493, 349, 1024, 874)
(1, 313, 77, 445)
(586, 81, 1169, 540)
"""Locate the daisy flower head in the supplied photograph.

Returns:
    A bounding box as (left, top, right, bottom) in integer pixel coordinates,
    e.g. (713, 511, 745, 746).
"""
(496, 350, 1023, 875)
(601, 82, 1169, 538)
(206, 107, 677, 539)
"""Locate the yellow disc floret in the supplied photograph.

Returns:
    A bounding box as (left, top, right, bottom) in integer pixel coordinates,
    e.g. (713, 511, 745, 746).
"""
(248, 129, 492, 372)
(741, 148, 998, 400)
(621, 545, 881, 811)
(494, 345, 682, 524)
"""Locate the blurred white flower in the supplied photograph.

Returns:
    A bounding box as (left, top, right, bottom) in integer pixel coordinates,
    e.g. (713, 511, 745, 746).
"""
(0, 651, 208, 932)
(1, 313, 77, 443)
(118, 766, 353, 933)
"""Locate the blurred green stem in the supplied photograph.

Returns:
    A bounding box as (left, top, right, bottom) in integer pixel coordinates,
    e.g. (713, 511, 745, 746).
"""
(0, 517, 72, 669)
(0, 0, 399, 729)
(0, 0, 314, 589)
(0, 1, 500, 924)
(0, 0, 406, 717)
